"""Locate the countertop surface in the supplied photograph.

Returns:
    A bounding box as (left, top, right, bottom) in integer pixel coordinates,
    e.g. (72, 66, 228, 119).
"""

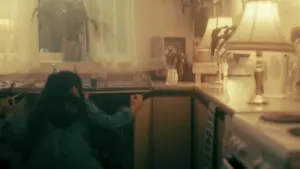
(197, 78, 300, 115)
(2, 76, 300, 116)
(233, 113, 300, 154)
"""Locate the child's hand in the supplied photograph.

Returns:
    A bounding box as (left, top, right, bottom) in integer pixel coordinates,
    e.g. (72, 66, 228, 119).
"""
(84, 93, 89, 100)
(130, 94, 143, 115)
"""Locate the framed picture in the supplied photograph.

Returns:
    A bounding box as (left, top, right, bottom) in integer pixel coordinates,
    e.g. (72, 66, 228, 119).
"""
(164, 37, 186, 54)
(151, 37, 186, 81)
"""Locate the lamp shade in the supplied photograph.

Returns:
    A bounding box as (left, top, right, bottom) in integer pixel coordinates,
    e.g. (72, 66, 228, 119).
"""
(225, 0, 294, 52)
(199, 17, 233, 50)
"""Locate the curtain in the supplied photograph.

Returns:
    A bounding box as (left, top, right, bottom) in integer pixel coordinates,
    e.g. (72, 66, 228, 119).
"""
(0, 0, 38, 74)
(83, 0, 135, 66)
(83, 0, 102, 63)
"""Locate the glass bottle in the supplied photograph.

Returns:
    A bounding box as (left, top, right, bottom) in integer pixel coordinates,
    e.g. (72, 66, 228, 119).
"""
(90, 73, 98, 89)
(52, 64, 58, 74)
(73, 64, 78, 74)
(285, 53, 299, 99)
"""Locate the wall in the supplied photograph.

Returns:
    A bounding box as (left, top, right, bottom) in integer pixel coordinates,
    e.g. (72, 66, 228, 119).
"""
(39, 0, 300, 63)
(279, 0, 300, 39)
(134, 0, 194, 62)
(38, 0, 195, 63)
(134, 0, 300, 62)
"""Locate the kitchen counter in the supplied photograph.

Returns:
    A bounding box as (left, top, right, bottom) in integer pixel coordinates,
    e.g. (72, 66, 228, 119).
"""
(152, 78, 300, 117)
(234, 113, 300, 151)
(196, 77, 300, 116)
(2, 76, 300, 168)
(2, 76, 300, 117)
(204, 78, 300, 168)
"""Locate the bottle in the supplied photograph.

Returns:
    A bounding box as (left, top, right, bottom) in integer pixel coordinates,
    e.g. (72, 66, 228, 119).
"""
(73, 64, 78, 74)
(52, 64, 58, 74)
(90, 73, 98, 89)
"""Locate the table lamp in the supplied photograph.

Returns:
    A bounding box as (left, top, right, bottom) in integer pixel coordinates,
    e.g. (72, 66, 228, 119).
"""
(224, 0, 294, 105)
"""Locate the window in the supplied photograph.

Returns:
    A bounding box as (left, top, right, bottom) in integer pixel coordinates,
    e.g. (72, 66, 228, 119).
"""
(38, 0, 136, 62)
(38, 0, 89, 54)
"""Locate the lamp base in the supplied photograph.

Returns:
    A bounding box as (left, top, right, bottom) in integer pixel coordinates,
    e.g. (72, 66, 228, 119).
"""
(261, 112, 300, 123)
(248, 94, 268, 105)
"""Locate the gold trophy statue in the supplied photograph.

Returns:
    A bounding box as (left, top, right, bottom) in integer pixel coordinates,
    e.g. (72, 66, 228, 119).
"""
(249, 51, 268, 105)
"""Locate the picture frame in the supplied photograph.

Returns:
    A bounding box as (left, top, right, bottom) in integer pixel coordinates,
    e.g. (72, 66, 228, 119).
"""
(151, 37, 186, 81)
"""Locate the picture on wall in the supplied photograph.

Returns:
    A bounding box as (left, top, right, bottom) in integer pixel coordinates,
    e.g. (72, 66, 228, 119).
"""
(151, 37, 186, 81)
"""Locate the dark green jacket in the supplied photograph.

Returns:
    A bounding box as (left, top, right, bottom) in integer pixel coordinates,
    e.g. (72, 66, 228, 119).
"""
(0, 100, 134, 169)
